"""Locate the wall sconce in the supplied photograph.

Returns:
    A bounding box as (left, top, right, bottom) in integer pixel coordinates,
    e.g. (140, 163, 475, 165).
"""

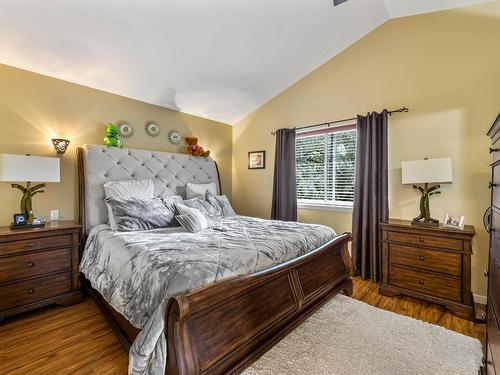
(51, 139, 70, 155)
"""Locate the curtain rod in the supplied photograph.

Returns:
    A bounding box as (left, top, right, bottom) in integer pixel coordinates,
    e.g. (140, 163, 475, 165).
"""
(270, 107, 409, 135)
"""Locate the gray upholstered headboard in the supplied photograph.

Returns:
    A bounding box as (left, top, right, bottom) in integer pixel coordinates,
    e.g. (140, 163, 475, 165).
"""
(77, 144, 221, 237)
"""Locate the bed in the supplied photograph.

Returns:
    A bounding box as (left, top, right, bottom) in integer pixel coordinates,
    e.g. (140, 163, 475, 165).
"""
(77, 144, 352, 375)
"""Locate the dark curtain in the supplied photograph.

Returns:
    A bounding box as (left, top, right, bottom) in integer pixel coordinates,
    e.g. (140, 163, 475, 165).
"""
(271, 128, 297, 221)
(351, 110, 389, 282)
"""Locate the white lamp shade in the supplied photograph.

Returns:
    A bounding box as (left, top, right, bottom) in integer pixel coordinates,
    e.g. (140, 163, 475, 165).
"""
(0, 154, 60, 183)
(401, 157, 453, 184)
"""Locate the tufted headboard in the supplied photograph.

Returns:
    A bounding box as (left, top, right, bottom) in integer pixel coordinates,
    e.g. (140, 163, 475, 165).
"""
(77, 144, 221, 239)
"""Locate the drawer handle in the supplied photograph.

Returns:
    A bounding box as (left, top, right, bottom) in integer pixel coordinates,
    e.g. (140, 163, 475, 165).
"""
(419, 238, 424, 242)
(485, 270, 490, 277)
(419, 256, 425, 261)
(27, 261, 34, 268)
(26, 242, 35, 248)
(418, 280, 425, 285)
(489, 182, 498, 189)
(490, 147, 500, 154)
(27, 288, 35, 294)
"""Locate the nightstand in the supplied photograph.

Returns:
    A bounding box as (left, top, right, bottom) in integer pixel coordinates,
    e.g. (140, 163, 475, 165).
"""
(379, 219, 476, 320)
(0, 221, 82, 321)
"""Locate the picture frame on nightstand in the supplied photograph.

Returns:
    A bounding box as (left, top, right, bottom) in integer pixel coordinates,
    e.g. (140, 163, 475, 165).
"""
(10, 213, 45, 230)
(12, 213, 27, 226)
(443, 214, 465, 230)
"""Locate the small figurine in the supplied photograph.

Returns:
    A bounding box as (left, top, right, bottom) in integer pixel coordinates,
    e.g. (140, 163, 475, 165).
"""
(185, 136, 210, 157)
(104, 123, 122, 148)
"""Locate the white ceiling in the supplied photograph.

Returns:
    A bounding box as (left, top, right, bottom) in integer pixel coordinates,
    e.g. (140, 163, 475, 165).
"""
(0, 0, 490, 125)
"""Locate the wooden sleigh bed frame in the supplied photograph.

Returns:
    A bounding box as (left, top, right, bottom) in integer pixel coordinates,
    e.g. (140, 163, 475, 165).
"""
(77, 146, 353, 375)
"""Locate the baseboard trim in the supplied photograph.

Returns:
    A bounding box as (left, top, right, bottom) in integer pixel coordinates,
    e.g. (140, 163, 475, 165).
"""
(473, 294, 487, 305)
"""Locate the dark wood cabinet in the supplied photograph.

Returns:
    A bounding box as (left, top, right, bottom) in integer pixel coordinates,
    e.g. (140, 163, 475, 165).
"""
(0, 221, 82, 321)
(379, 219, 476, 320)
(485, 113, 500, 374)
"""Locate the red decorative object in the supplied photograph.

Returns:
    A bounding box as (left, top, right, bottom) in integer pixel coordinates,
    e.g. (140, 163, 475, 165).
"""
(185, 136, 210, 157)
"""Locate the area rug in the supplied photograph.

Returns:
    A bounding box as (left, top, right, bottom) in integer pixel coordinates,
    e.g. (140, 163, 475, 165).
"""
(243, 294, 482, 375)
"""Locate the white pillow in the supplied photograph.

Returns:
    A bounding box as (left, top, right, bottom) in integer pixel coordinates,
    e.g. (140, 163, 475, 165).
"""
(186, 182, 217, 199)
(104, 178, 155, 230)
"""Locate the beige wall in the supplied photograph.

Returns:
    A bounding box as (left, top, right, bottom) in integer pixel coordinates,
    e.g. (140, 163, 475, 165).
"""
(0, 64, 232, 227)
(233, 2, 500, 297)
(2, 3, 499, 298)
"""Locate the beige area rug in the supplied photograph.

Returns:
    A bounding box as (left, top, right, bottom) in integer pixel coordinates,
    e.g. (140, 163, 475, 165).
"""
(243, 294, 482, 375)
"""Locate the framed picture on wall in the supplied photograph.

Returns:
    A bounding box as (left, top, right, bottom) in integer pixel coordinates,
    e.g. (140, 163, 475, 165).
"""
(248, 151, 266, 169)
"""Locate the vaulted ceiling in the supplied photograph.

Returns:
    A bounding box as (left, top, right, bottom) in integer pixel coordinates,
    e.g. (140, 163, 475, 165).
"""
(0, 0, 490, 124)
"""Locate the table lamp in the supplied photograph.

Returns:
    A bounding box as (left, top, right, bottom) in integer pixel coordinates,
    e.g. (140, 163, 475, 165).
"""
(0, 154, 60, 226)
(401, 157, 453, 226)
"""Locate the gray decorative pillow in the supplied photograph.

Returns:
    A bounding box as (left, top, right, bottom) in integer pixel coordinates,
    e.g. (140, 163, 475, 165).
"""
(161, 195, 183, 226)
(186, 182, 217, 199)
(162, 195, 183, 211)
(206, 191, 236, 216)
(175, 204, 215, 233)
(182, 196, 223, 217)
(104, 178, 155, 230)
(106, 197, 177, 231)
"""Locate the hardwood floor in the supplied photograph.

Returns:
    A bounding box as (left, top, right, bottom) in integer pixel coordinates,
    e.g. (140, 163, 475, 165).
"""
(0, 295, 129, 374)
(0, 277, 485, 374)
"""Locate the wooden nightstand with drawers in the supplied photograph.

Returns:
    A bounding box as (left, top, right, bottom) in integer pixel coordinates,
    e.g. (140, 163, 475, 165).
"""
(0, 221, 82, 321)
(379, 219, 476, 320)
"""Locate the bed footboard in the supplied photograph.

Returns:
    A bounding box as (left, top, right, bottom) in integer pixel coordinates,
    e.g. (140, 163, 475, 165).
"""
(166, 232, 352, 375)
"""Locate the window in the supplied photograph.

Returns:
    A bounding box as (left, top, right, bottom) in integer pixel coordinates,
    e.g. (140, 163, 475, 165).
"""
(295, 124, 356, 209)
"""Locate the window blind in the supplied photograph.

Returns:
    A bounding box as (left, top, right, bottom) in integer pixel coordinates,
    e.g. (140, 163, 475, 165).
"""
(296, 124, 356, 205)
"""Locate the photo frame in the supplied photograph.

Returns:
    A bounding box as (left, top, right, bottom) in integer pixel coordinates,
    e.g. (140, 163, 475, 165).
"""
(443, 214, 465, 230)
(248, 151, 266, 169)
(12, 213, 27, 226)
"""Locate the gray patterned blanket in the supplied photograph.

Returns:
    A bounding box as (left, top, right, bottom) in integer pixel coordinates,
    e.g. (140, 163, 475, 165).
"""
(80, 215, 337, 375)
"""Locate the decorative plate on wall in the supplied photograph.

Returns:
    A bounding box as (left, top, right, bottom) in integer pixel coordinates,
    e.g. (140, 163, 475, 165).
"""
(168, 130, 181, 145)
(117, 120, 134, 138)
(145, 121, 160, 137)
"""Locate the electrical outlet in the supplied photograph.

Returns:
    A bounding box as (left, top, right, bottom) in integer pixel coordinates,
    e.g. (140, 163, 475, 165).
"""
(50, 209, 59, 221)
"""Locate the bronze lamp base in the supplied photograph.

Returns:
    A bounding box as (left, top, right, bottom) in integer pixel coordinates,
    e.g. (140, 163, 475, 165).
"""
(411, 183, 440, 227)
(11, 181, 45, 224)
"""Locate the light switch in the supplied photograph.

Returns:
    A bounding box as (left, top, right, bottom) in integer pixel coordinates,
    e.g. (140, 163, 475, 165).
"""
(50, 209, 59, 221)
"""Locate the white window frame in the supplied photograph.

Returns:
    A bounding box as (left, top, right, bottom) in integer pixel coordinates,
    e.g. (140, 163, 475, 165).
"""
(296, 122, 356, 212)
(297, 199, 353, 212)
